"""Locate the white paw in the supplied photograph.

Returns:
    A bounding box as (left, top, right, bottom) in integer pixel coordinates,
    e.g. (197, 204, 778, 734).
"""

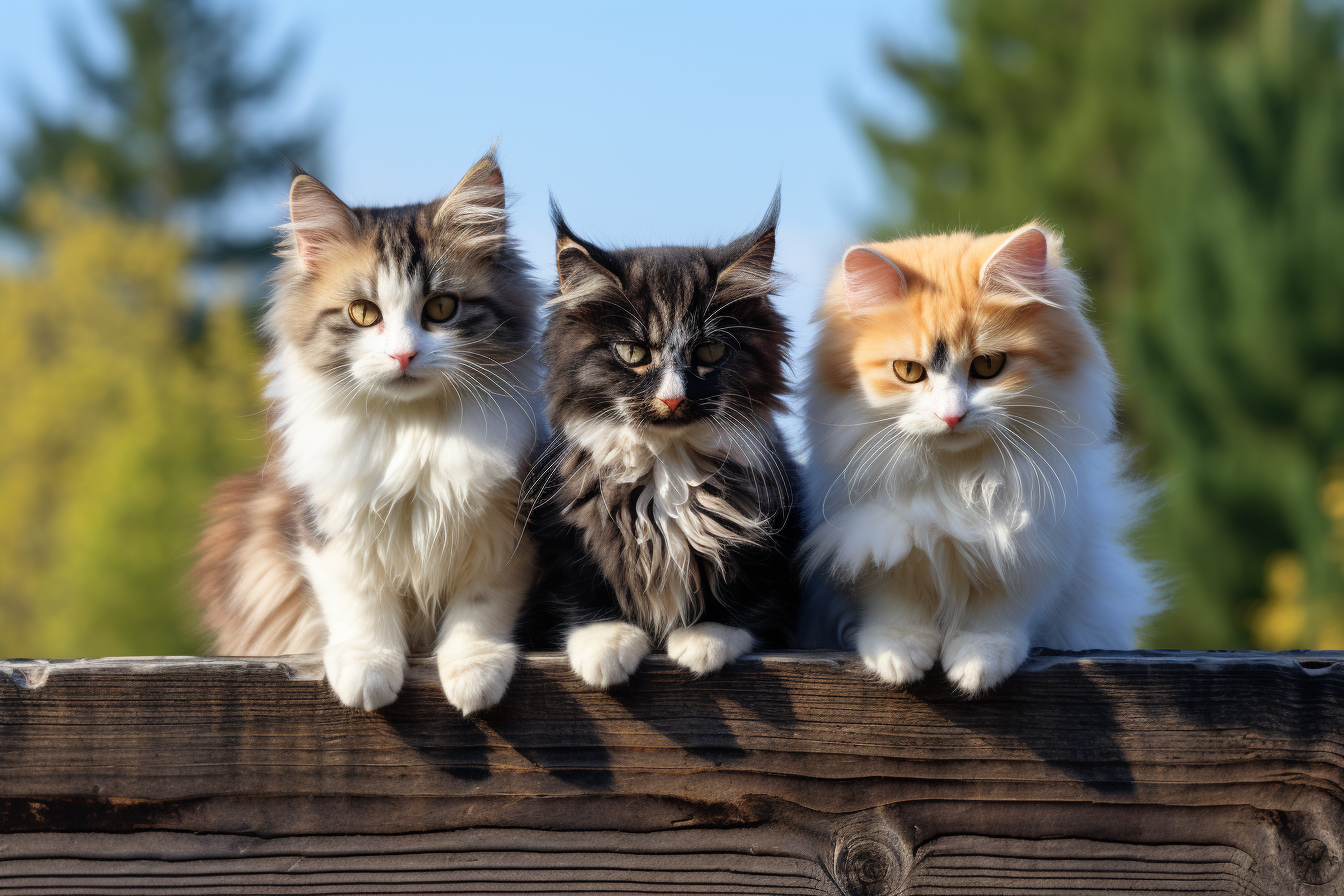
(666, 623, 755, 676)
(856, 625, 940, 687)
(323, 643, 406, 711)
(438, 639, 519, 716)
(566, 621, 651, 689)
(941, 630, 1028, 696)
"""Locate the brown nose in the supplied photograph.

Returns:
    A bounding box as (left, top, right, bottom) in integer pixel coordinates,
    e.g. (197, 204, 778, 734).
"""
(659, 397, 683, 411)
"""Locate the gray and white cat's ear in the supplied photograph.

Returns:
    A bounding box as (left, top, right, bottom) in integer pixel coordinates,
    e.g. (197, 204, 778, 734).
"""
(288, 174, 359, 270)
(979, 225, 1052, 298)
(714, 185, 781, 304)
(432, 150, 508, 254)
(842, 246, 907, 314)
(550, 199, 622, 305)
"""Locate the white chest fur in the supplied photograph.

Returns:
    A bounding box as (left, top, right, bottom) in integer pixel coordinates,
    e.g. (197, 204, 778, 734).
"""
(268, 361, 535, 605)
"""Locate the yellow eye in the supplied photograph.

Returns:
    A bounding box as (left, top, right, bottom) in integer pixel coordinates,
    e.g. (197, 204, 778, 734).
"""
(970, 353, 1006, 379)
(893, 360, 926, 383)
(424, 294, 458, 323)
(613, 342, 650, 367)
(348, 299, 381, 327)
(693, 341, 726, 365)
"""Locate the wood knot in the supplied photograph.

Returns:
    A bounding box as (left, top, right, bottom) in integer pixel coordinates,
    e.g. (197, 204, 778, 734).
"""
(1293, 838, 1341, 886)
(835, 835, 899, 896)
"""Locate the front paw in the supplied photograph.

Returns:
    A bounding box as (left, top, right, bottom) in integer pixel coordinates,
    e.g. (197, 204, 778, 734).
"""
(323, 643, 406, 711)
(438, 639, 519, 716)
(941, 630, 1028, 696)
(566, 621, 651, 689)
(856, 625, 940, 686)
(666, 623, 755, 676)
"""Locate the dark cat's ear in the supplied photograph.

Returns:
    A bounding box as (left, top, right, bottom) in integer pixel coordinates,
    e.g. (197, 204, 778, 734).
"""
(713, 185, 780, 304)
(842, 247, 907, 314)
(551, 197, 622, 304)
(432, 149, 508, 256)
(288, 173, 358, 270)
(979, 224, 1052, 300)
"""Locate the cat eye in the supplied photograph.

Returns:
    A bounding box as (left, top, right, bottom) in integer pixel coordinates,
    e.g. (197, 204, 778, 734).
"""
(893, 360, 926, 383)
(423, 294, 458, 324)
(692, 341, 727, 366)
(348, 299, 381, 328)
(970, 353, 1007, 379)
(612, 342, 651, 367)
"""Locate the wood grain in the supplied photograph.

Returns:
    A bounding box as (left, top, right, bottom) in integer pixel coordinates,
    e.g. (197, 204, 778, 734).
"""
(0, 650, 1340, 895)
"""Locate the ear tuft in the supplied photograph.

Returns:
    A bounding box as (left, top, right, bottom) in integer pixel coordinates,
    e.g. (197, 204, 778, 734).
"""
(432, 149, 508, 254)
(979, 225, 1050, 295)
(842, 247, 906, 313)
(714, 185, 781, 304)
(288, 174, 358, 269)
(550, 200, 622, 305)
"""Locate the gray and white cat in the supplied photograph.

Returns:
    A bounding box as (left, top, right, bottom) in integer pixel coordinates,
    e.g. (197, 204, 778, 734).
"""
(195, 151, 541, 715)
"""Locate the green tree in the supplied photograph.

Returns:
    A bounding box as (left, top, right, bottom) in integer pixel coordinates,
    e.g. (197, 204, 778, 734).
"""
(0, 193, 264, 656)
(3, 0, 319, 259)
(865, 0, 1344, 647)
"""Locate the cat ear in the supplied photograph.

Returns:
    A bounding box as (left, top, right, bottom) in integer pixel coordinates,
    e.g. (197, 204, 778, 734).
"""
(714, 185, 780, 304)
(288, 173, 358, 270)
(432, 149, 508, 255)
(979, 225, 1050, 297)
(550, 198, 622, 305)
(842, 246, 907, 313)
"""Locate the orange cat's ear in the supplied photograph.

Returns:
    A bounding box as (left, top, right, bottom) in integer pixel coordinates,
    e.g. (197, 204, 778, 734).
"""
(288, 174, 358, 270)
(843, 247, 907, 313)
(979, 225, 1049, 296)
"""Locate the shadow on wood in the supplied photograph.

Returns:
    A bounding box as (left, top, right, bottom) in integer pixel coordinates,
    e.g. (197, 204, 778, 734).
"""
(0, 650, 1340, 894)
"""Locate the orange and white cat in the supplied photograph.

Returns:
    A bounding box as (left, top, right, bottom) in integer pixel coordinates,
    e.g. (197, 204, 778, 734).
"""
(802, 224, 1156, 695)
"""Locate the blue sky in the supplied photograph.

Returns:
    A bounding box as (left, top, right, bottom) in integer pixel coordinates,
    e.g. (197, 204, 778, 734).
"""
(1, 1, 949, 326)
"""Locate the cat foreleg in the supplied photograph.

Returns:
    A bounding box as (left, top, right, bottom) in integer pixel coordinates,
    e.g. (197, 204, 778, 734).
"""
(304, 545, 409, 712)
(854, 572, 941, 687)
(566, 620, 652, 689)
(435, 570, 528, 716)
(941, 593, 1033, 697)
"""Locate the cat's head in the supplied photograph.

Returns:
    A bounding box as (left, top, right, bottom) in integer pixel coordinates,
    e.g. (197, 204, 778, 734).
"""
(814, 224, 1112, 454)
(265, 151, 537, 405)
(542, 190, 789, 436)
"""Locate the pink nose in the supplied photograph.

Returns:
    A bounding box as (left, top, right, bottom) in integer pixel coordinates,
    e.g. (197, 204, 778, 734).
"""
(659, 397, 683, 412)
(389, 351, 416, 371)
(939, 414, 963, 430)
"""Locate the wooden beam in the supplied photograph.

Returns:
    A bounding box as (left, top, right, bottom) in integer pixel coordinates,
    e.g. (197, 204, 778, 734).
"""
(0, 650, 1340, 894)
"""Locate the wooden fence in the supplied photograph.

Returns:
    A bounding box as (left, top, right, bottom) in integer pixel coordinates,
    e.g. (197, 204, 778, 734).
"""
(0, 650, 1340, 894)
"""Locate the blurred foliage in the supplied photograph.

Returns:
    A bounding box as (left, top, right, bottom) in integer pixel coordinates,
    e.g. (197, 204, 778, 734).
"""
(0, 192, 264, 656)
(0, 0, 309, 657)
(866, 0, 1344, 647)
(2, 0, 319, 260)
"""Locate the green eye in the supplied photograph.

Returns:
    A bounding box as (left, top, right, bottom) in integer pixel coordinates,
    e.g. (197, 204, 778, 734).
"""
(348, 299, 381, 327)
(893, 360, 926, 383)
(613, 342, 650, 367)
(693, 341, 727, 366)
(970, 353, 1006, 379)
(424, 294, 458, 323)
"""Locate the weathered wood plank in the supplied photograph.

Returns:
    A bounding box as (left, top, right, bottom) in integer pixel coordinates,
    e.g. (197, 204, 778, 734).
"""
(0, 650, 1340, 895)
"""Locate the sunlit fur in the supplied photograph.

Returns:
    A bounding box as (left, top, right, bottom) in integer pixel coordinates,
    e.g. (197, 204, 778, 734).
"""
(194, 151, 542, 715)
(525, 192, 802, 687)
(801, 224, 1157, 696)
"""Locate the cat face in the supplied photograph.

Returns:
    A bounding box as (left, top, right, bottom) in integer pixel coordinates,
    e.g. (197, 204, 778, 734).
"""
(542, 192, 789, 435)
(266, 153, 536, 404)
(815, 225, 1105, 455)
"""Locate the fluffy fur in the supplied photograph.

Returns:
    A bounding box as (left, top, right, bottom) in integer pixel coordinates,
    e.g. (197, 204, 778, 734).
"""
(801, 224, 1157, 695)
(525, 191, 802, 687)
(194, 151, 542, 715)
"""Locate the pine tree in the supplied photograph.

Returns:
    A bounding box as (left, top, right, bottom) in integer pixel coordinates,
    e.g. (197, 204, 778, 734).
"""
(3, 0, 319, 260)
(863, 0, 1344, 647)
